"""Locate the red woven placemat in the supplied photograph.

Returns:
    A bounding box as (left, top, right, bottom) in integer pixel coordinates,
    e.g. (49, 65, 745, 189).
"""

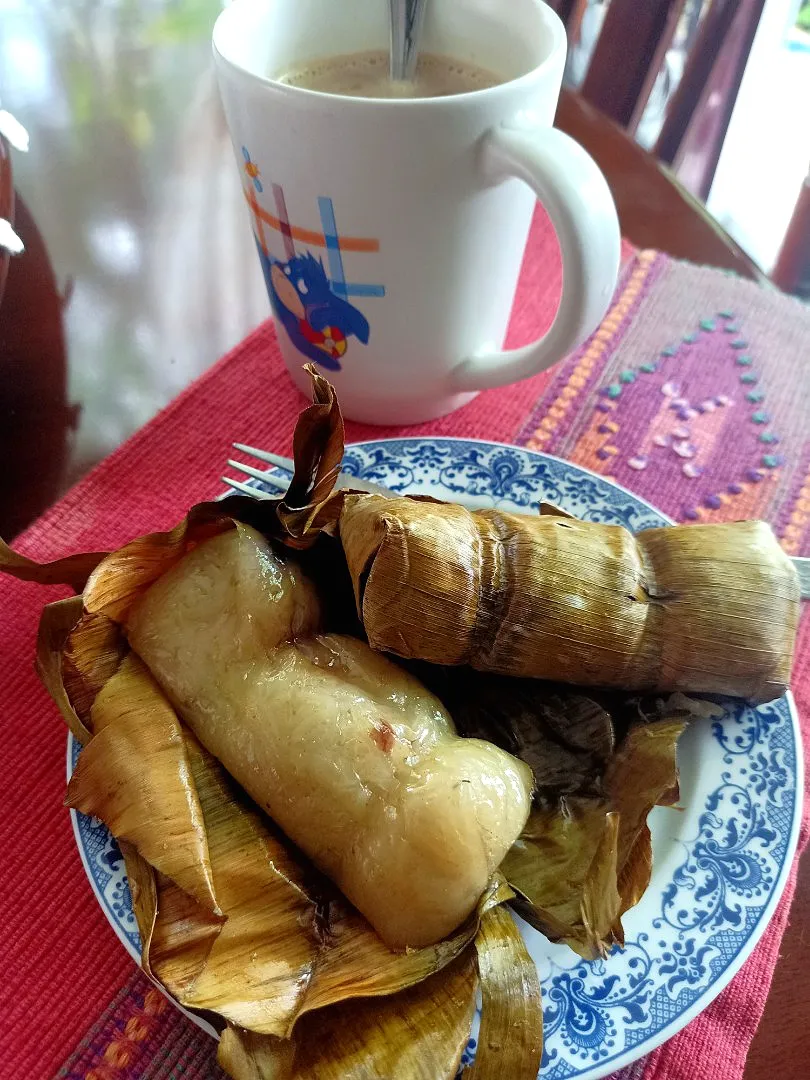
(2, 211, 807, 1080)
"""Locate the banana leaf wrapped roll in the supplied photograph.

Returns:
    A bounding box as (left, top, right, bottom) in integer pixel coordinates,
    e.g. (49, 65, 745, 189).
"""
(126, 524, 533, 950)
(0, 512, 545, 1080)
(338, 494, 799, 703)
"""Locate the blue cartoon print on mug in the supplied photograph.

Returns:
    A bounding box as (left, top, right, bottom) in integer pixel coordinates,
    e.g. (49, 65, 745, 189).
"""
(243, 155, 385, 372)
(267, 253, 369, 371)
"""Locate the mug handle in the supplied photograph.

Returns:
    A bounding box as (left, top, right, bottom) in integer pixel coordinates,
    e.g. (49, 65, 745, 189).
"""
(450, 124, 621, 392)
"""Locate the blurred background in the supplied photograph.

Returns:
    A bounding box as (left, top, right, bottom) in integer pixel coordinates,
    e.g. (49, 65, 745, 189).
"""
(0, 0, 268, 492)
(566, 0, 810, 270)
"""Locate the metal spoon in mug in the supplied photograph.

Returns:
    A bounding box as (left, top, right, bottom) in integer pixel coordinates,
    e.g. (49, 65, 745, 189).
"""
(389, 0, 429, 83)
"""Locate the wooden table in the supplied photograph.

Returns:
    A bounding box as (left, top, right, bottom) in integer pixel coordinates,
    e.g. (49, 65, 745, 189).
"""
(0, 4, 804, 1076)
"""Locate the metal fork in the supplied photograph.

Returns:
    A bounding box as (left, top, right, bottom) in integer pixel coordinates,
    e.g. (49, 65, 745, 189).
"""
(224, 443, 397, 499)
(224, 442, 810, 599)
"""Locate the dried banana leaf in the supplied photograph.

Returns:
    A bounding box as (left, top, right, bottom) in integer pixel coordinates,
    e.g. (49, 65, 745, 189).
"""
(119, 839, 159, 966)
(336, 493, 799, 703)
(218, 903, 544, 1080)
(299, 875, 512, 1019)
(61, 611, 129, 727)
(35, 596, 92, 745)
(275, 366, 346, 543)
(610, 690, 725, 735)
(218, 1026, 292, 1080)
(148, 869, 225, 993)
(82, 505, 238, 624)
(413, 665, 615, 800)
(66, 655, 219, 913)
(0, 537, 108, 592)
(502, 708, 687, 955)
(218, 949, 479, 1080)
(463, 905, 543, 1079)
(147, 728, 501, 1036)
(537, 690, 615, 761)
(149, 732, 316, 1035)
(502, 800, 621, 959)
(605, 717, 688, 915)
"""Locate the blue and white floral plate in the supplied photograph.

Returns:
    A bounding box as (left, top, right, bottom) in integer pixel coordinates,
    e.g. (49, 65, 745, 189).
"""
(67, 437, 803, 1079)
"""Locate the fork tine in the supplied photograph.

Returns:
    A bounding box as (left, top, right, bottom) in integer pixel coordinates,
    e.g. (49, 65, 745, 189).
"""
(232, 443, 296, 473)
(230, 442, 400, 499)
(221, 476, 277, 500)
(227, 458, 288, 485)
(231, 468, 289, 493)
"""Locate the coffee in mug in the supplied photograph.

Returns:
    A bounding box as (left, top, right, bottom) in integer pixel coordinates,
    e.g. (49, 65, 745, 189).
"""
(276, 50, 501, 99)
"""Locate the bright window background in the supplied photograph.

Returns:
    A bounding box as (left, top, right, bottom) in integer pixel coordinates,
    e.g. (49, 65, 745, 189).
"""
(707, 0, 810, 272)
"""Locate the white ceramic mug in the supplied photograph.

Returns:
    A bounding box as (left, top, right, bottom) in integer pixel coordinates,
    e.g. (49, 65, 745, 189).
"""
(214, 0, 621, 424)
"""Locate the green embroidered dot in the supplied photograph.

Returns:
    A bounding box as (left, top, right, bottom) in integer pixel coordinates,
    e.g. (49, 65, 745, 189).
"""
(760, 432, 779, 444)
(700, 319, 716, 331)
(731, 339, 748, 349)
(746, 390, 764, 403)
(739, 372, 757, 383)
(751, 410, 769, 424)
(683, 333, 698, 344)
(619, 369, 636, 384)
(606, 383, 622, 399)
(736, 355, 753, 366)
(718, 309, 735, 319)
(762, 454, 780, 468)
(724, 324, 739, 333)
(640, 362, 657, 373)
(660, 346, 677, 357)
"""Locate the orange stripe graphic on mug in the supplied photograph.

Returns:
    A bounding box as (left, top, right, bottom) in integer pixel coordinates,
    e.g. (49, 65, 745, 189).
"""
(245, 187, 380, 253)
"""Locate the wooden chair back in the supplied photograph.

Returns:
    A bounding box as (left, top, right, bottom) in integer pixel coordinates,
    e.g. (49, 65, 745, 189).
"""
(547, 0, 589, 39)
(0, 136, 13, 307)
(655, 0, 767, 200)
(579, 0, 686, 130)
(772, 172, 810, 299)
(569, 0, 766, 199)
